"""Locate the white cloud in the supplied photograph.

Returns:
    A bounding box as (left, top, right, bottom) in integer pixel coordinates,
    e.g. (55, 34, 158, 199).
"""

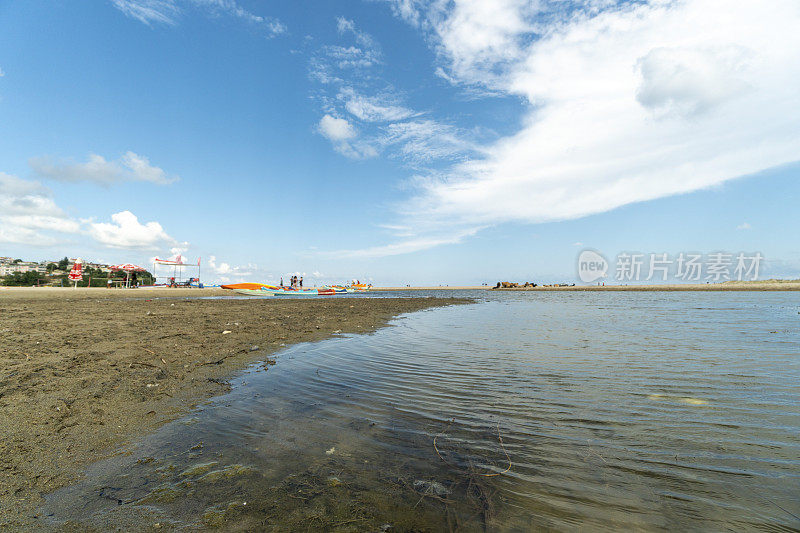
(383, 0, 427, 27)
(435, 0, 532, 86)
(29, 151, 178, 186)
(208, 256, 233, 274)
(368, 0, 800, 255)
(337, 17, 356, 34)
(88, 210, 176, 249)
(319, 114, 356, 141)
(206, 255, 254, 278)
(0, 173, 183, 252)
(736, 222, 751, 230)
(0, 172, 81, 245)
(110, 0, 285, 35)
(635, 45, 752, 117)
(0, 67, 5, 77)
(318, 114, 377, 159)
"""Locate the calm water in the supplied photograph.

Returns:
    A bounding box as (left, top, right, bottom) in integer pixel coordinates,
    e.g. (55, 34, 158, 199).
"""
(43, 291, 800, 531)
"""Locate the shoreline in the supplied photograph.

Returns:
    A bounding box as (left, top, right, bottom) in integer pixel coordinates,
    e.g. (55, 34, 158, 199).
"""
(373, 281, 800, 291)
(0, 288, 469, 529)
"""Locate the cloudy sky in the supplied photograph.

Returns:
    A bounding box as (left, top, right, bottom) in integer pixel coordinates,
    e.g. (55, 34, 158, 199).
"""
(1, 0, 798, 284)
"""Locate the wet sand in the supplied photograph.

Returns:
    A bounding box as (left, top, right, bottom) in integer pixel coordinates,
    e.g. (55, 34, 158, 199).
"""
(0, 288, 468, 529)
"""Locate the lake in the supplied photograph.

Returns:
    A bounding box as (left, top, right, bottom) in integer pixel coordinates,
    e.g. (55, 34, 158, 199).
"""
(42, 291, 800, 531)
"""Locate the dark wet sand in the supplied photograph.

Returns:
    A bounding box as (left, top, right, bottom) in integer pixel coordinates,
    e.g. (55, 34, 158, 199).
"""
(0, 288, 468, 529)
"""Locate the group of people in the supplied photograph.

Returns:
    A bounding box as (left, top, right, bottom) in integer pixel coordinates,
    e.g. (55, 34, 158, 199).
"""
(280, 275, 303, 289)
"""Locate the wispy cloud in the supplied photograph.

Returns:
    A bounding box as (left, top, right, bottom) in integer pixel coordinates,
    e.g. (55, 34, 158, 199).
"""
(736, 222, 752, 230)
(312, 17, 479, 164)
(322, 45, 381, 69)
(339, 87, 415, 123)
(336, 16, 378, 50)
(321, 226, 483, 259)
(110, 0, 180, 25)
(110, 0, 285, 36)
(381, 120, 480, 164)
(30, 151, 178, 186)
(353, 0, 800, 257)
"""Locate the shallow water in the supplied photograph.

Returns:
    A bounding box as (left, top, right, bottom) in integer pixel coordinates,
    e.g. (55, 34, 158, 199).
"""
(42, 291, 800, 531)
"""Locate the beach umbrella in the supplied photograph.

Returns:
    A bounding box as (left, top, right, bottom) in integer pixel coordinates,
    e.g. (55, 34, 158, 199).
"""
(110, 263, 146, 287)
(68, 258, 83, 288)
(110, 263, 146, 272)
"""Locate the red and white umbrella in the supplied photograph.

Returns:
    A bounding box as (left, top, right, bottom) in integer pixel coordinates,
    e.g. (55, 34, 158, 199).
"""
(110, 263, 146, 272)
(68, 258, 83, 285)
(110, 263, 146, 288)
(68, 259, 83, 281)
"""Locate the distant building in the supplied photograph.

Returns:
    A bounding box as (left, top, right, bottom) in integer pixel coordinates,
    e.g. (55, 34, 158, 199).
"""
(0, 256, 112, 277)
(0, 261, 46, 276)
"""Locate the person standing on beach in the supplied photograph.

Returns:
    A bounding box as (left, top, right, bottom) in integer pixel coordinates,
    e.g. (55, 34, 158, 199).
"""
(280, 276, 283, 287)
(299, 276, 303, 288)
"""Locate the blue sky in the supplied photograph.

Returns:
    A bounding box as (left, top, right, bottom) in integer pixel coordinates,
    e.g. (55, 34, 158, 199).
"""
(1, 0, 798, 285)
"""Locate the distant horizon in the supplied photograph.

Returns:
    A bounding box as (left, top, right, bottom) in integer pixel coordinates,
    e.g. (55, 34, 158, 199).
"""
(3, 248, 799, 289)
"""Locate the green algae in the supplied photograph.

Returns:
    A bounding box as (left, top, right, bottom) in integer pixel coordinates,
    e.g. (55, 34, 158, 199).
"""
(179, 461, 219, 478)
(198, 463, 255, 483)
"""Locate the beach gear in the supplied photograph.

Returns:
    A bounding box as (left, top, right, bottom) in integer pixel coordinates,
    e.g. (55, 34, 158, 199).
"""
(220, 283, 337, 296)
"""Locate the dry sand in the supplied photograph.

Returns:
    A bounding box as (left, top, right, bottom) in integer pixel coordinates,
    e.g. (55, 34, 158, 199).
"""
(0, 287, 468, 529)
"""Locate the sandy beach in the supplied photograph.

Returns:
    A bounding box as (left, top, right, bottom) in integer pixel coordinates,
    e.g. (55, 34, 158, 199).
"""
(0, 288, 468, 529)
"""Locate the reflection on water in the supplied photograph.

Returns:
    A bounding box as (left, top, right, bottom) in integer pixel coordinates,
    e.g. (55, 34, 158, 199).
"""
(42, 291, 800, 531)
